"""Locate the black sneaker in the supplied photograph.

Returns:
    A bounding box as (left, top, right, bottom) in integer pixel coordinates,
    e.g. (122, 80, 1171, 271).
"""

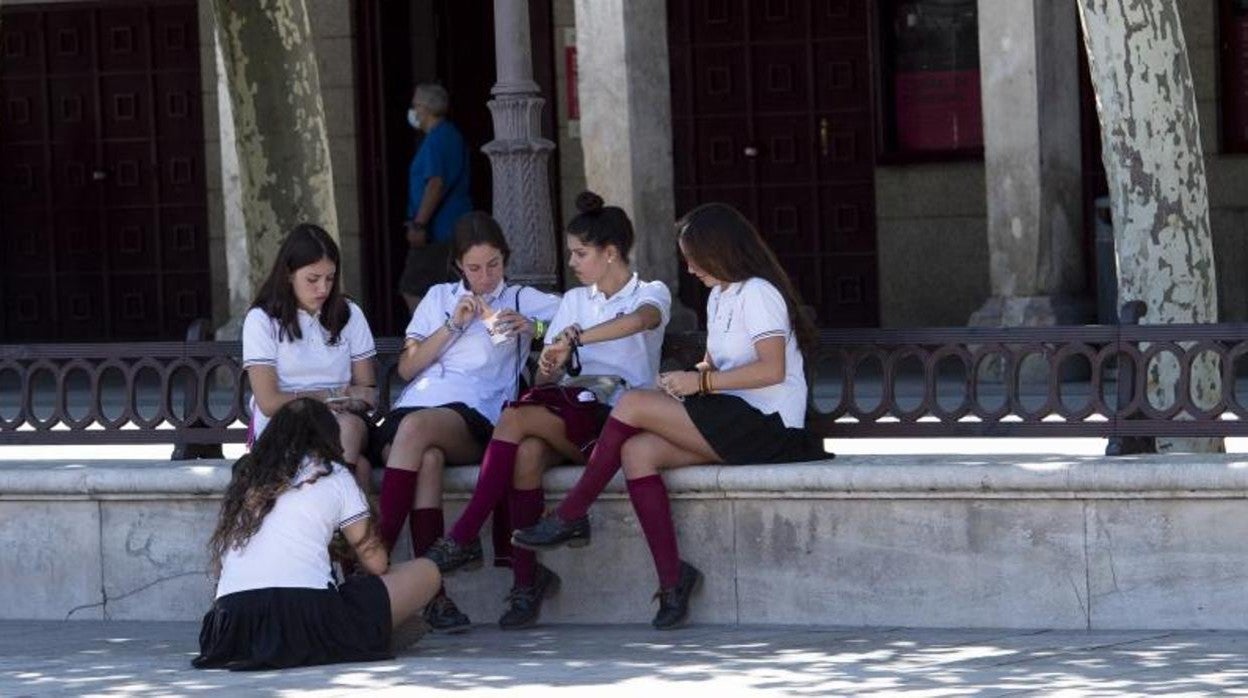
(423, 536, 484, 574)
(422, 593, 472, 634)
(498, 564, 562, 630)
(511, 513, 591, 551)
(651, 561, 703, 630)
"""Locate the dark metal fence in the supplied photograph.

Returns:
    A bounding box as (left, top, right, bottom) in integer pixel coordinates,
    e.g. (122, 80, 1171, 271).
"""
(3, 314, 1248, 457)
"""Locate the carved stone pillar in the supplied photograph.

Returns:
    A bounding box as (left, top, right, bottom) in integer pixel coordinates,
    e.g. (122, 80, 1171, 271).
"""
(485, 0, 557, 289)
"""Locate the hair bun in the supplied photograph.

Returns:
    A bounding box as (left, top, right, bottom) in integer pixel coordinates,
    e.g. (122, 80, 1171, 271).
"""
(575, 191, 604, 214)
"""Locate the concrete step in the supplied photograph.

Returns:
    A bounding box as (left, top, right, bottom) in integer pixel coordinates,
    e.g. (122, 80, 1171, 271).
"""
(4, 454, 1248, 629)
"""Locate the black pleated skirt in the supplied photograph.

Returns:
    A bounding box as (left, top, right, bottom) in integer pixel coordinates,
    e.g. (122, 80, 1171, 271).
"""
(192, 575, 392, 671)
(684, 393, 831, 465)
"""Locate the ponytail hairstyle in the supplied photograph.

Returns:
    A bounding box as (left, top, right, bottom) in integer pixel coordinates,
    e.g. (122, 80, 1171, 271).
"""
(207, 398, 344, 575)
(565, 190, 635, 263)
(676, 202, 817, 358)
(252, 223, 350, 344)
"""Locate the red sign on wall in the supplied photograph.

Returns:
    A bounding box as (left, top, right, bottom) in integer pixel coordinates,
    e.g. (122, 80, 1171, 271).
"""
(894, 70, 982, 152)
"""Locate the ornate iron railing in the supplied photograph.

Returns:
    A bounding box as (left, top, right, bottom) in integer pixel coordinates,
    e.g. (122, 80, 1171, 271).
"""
(3, 310, 1248, 457)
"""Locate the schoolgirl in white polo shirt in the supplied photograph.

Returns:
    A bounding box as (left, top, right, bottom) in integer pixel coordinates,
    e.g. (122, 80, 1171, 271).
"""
(514, 202, 829, 630)
(242, 224, 378, 492)
(372, 211, 561, 632)
(194, 398, 440, 670)
(423, 191, 671, 630)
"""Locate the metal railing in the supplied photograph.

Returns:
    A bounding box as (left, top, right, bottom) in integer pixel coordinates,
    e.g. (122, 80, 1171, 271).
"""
(3, 306, 1248, 458)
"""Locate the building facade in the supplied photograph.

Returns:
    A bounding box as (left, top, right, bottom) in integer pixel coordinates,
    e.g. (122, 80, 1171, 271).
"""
(2, 0, 1247, 341)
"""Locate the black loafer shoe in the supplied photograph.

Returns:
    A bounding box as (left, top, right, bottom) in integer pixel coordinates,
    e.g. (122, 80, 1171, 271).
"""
(511, 513, 591, 551)
(651, 561, 703, 630)
(423, 536, 484, 574)
(422, 593, 471, 634)
(498, 564, 562, 630)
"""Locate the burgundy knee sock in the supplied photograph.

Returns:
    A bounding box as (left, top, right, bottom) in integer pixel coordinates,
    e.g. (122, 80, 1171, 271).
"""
(491, 498, 513, 568)
(509, 487, 545, 588)
(556, 417, 642, 521)
(627, 474, 681, 589)
(448, 439, 519, 545)
(377, 467, 420, 552)
(409, 508, 444, 557)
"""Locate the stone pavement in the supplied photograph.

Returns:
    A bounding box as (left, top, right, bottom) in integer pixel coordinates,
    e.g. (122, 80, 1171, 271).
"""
(3, 621, 1248, 696)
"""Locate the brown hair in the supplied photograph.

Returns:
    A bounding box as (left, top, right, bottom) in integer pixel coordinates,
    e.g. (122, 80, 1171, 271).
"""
(450, 211, 511, 279)
(252, 223, 351, 344)
(565, 190, 634, 263)
(676, 202, 817, 358)
(207, 398, 345, 576)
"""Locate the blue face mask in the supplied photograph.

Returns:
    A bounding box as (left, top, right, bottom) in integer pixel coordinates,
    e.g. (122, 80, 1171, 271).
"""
(407, 108, 420, 130)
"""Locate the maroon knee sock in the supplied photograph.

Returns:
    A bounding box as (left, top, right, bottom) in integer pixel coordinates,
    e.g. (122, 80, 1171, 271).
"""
(626, 474, 681, 589)
(448, 439, 519, 545)
(377, 467, 419, 552)
(509, 487, 545, 587)
(556, 417, 642, 521)
(410, 508, 444, 557)
(491, 498, 513, 568)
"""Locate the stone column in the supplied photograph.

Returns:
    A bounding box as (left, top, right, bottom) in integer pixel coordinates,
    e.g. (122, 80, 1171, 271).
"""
(485, 0, 558, 289)
(969, 0, 1088, 330)
(574, 0, 693, 327)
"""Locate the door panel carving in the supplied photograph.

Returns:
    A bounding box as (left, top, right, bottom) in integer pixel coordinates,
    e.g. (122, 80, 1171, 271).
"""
(669, 0, 878, 326)
(0, 0, 209, 341)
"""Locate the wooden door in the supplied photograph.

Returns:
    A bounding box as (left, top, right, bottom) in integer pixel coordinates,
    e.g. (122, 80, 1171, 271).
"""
(668, 0, 878, 327)
(0, 0, 210, 342)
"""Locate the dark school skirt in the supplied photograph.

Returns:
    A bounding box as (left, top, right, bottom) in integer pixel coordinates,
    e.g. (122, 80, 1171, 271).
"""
(370, 402, 495, 464)
(506, 385, 612, 458)
(192, 575, 392, 671)
(684, 393, 831, 465)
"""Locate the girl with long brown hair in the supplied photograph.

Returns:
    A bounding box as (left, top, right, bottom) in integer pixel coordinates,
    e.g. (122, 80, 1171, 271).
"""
(513, 202, 829, 630)
(194, 398, 439, 670)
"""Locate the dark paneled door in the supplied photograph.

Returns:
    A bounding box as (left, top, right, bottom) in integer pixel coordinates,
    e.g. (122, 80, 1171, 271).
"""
(669, 0, 878, 327)
(0, 0, 209, 341)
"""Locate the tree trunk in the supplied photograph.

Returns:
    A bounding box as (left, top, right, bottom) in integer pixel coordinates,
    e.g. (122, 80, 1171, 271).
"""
(1077, 0, 1222, 453)
(211, 0, 337, 292)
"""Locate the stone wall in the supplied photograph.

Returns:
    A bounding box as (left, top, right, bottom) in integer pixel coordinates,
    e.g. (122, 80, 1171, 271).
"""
(875, 163, 990, 327)
(8, 456, 1248, 630)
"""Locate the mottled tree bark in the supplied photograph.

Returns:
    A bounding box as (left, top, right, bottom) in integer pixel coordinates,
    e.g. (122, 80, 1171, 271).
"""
(211, 0, 337, 292)
(1077, 0, 1221, 452)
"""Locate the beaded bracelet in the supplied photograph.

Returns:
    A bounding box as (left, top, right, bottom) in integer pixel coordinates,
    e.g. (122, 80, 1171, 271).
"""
(444, 316, 466, 335)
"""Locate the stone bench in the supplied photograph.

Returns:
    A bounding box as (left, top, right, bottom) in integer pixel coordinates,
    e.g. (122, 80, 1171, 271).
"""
(4, 455, 1248, 629)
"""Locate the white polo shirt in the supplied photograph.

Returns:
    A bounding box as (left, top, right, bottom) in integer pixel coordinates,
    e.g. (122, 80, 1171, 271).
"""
(705, 277, 807, 428)
(242, 301, 377, 437)
(394, 280, 562, 423)
(215, 460, 370, 598)
(547, 274, 671, 404)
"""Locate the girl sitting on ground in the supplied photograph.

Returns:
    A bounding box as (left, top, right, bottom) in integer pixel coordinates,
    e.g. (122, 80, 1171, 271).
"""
(422, 191, 671, 629)
(194, 398, 439, 670)
(513, 202, 829, 630)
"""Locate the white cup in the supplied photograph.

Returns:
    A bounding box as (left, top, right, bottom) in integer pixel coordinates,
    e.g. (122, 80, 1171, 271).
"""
(482, 310, 512, 345)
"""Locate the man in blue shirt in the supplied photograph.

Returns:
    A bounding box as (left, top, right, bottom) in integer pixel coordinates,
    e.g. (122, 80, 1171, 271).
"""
(399, 83, 473, 311)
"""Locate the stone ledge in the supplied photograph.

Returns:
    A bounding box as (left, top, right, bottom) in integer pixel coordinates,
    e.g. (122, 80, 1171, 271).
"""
(6, 454, 1248, 499)
(7, 454, 1248, 629)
